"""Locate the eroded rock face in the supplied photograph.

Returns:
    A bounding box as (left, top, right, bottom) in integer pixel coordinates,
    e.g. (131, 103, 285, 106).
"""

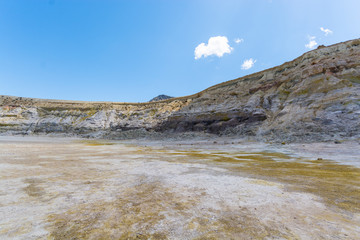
(1, 39, 360, 142)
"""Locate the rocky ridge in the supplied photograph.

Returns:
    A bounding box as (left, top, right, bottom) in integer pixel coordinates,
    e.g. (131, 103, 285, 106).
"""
(1, 39, 360, 142)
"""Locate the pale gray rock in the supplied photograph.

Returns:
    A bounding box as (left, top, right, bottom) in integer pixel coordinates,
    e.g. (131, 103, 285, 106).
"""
(1, 39, 360, 142)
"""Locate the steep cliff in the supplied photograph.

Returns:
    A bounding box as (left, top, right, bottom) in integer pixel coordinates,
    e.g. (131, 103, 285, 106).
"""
(1, 39, 360, 142)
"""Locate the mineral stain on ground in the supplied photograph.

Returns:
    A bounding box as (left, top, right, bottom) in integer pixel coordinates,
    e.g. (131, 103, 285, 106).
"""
(0, 137, 359, 239)
(160, 149, 360, 212)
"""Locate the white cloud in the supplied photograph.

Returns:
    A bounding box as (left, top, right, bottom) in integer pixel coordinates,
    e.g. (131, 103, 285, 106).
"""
(235, 38, 244, 44)
(305, 36, 317, 49)
(194, 36, 233, 60)
(241, 58, 256, 70)
(320, 27, 333, 36)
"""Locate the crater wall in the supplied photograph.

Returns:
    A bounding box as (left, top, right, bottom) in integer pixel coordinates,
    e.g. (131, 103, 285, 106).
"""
(1, 39, 360, 142)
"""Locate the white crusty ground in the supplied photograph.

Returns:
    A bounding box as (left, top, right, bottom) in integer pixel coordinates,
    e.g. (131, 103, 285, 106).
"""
(0, 136, 359, 239)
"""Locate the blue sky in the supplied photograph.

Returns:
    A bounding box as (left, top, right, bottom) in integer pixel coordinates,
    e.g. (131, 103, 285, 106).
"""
(1, 0, 359, 102)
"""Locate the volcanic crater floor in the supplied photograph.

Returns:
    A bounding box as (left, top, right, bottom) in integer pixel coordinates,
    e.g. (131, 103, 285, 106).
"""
(0, 136, 359, 239)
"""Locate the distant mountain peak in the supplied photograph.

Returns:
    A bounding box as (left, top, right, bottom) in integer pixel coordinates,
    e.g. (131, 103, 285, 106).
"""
(149, 94, 174, 102)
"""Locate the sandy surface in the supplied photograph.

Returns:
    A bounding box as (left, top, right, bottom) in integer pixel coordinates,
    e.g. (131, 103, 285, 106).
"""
(0, 136, 359, 239)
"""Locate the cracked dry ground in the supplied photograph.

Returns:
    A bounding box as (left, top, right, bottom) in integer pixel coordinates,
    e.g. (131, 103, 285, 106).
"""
(0, 137, 359, 239)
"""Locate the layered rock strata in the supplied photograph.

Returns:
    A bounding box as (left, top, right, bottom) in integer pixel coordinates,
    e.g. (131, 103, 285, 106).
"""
(1, 39, 360, 142)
